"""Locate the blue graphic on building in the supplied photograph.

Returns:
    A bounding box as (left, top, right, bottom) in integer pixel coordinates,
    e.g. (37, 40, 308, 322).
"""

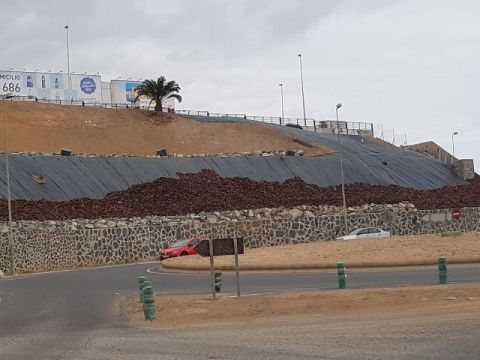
(27, 75, 34, 88)
(80, 77, 96, 94)
(125, 82, 142, 102)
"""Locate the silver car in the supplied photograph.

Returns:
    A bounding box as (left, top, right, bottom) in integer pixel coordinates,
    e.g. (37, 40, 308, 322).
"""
(336, 227, 391, 240)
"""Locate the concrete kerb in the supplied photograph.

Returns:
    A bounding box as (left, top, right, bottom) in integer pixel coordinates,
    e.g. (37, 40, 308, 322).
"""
(161, 257, 480, 272)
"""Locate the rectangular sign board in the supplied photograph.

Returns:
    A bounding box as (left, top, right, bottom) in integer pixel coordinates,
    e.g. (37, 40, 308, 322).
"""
(195, 238, 244, 257)
(110, 79, 175, 107)
(0, 70, 102, 103)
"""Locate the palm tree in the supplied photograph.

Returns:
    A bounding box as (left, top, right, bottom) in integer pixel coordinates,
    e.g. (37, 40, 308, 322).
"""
(134, 76, 182, 112)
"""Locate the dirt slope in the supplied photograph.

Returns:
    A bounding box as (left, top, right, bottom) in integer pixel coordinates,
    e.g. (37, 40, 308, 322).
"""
(0, 102, 332, 156)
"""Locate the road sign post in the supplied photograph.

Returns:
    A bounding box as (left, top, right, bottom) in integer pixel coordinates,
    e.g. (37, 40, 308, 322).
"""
(234, 237, 241, 298)
(196, 238, 244, 300)
(208, 238, 216, 300)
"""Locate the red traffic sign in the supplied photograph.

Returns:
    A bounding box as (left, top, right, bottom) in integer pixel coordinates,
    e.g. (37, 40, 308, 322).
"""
(452, 208, 461, 220)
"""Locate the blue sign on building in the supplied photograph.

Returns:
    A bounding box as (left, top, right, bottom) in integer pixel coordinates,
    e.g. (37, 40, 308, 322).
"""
(80, 77, 96, 94)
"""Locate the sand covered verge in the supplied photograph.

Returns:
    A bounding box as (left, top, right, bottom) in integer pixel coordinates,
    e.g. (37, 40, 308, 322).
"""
(162, 233, 480, 270)
(124, 283, 480, 328)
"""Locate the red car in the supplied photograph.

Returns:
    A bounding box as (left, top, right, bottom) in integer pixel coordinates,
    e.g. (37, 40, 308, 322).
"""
(159, 238, 202, 261)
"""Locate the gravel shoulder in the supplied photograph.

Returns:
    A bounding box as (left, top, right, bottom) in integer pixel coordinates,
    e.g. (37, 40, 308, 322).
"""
(124, 283, 480, 328)
(162, 233, 480, 270)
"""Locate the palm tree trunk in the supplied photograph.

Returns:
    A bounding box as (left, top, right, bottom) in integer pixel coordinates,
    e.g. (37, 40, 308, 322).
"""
(154, 99, 163, 112)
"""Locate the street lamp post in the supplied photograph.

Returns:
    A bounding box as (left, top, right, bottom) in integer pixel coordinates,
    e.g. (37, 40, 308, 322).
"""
(452, 132, 458, 158)
(3, 124, 14, 274)
(297, 54, 307, 127)
(336, 103, 348, 234)
(279, 83, 285, 125)
(64, 25, 72, 101)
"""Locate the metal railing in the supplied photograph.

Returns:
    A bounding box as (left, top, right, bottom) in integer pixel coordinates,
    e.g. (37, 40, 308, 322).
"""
(0, 95, 130, 109)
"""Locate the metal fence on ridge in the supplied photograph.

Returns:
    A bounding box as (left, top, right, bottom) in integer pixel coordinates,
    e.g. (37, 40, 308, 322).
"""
(1, 95, 375, 137)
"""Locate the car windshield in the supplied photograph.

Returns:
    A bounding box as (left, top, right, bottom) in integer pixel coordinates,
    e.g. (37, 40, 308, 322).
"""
(349, 229, 366, 235)
(171, 240, 188, 247)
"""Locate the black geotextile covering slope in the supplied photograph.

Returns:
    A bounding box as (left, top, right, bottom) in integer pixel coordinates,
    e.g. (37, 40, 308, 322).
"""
(0, 142, 465, 201)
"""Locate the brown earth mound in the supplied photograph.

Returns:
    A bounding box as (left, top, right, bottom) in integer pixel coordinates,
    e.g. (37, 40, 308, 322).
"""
(0, 102, 332, 156)
(1, 170, 479, 221)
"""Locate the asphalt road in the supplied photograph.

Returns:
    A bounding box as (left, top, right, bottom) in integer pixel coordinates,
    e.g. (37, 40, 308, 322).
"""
(0, 264, 479, 359)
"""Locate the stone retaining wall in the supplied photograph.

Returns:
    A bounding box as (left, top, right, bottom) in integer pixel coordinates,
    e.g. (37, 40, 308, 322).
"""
(1, 207, 479, 274)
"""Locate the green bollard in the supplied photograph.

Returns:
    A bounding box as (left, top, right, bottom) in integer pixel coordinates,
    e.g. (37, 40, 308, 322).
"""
(140, 280, 151, 303)
(214, 270, 222, 293)
(438, 257, 447, 285)
(138, 276, 147, 303)
(337, 262, 346, 289)
(142, 285, 156, 321)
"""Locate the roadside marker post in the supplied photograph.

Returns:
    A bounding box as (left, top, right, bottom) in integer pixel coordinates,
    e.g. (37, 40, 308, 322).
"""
(214, 270, 222, 293)
(337, 262, 346, 289)
(138, 276, 147, 303)
(195, 237, 244, 300)
(142, 285, 156, 321)
(438, 257, 447, 285)
(140, 279, 151, 303)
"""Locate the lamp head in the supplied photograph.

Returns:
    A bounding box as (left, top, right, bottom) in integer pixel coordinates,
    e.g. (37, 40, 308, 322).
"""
(336, 103, 342, 109)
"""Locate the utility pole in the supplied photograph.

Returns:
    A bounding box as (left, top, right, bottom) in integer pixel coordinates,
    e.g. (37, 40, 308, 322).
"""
(279, 83, 285, 125)
(452, 132, 458, 157)
(336, 104, 348, 234)
(297, 54, 307, 127)
(3, 123, 14, 274)
(65, 25, 72, 101)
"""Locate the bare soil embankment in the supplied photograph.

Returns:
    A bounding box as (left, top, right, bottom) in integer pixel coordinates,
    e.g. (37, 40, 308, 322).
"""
(0, 102, 332, 156)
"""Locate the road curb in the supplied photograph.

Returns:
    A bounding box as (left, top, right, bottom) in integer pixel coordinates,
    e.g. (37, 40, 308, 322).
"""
(161, 257, 480, 272)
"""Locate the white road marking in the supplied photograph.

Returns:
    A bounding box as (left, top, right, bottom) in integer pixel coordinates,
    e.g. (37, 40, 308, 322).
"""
(146, 265, 202, 276)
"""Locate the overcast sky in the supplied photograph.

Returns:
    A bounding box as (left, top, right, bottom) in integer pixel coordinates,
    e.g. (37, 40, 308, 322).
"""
(2, 0, 479, 165)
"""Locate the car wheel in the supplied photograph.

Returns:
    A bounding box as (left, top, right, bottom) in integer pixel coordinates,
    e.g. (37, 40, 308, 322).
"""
(181, 252, 188, 256)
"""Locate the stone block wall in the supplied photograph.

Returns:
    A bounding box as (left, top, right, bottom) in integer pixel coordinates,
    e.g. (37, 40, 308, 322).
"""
(0, 207, 479, 274)
(454, 159, 475, 180)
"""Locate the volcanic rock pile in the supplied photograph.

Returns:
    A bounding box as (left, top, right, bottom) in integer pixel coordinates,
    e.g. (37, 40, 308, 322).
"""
(0, 170, 478, 221)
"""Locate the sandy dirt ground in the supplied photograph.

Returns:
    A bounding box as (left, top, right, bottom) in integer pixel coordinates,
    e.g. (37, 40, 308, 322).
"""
(124, 283, 480, 328)
(163, 233, 480, 270)
(108, 284, 480, 359)
(83, 305, 480, 359)
(0, 102, 332, 156)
